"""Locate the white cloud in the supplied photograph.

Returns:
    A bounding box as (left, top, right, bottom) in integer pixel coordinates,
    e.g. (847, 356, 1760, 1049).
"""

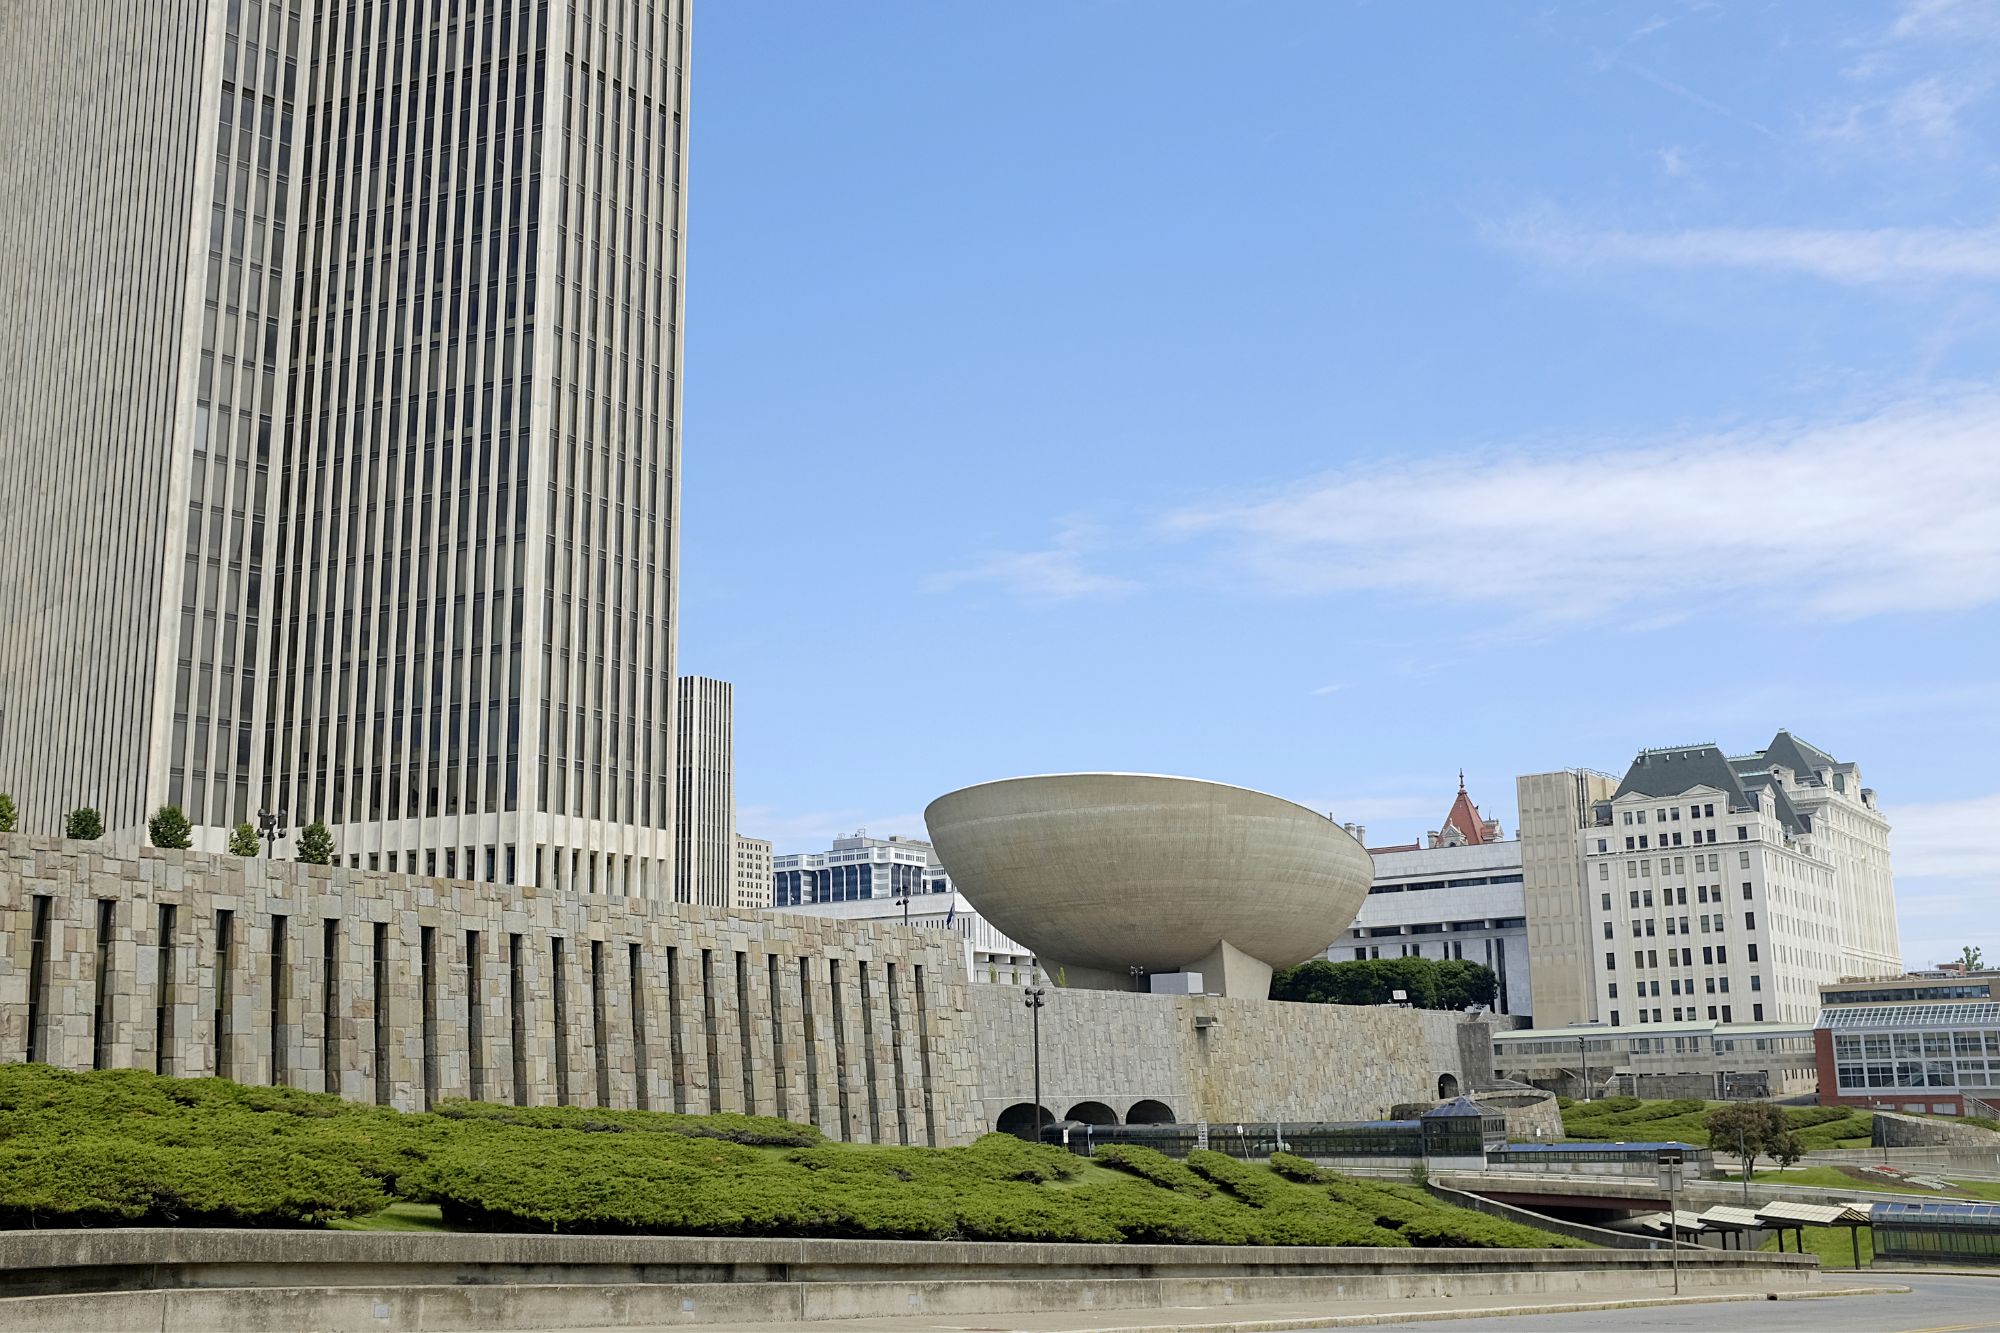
(1310, 681, 1349, 697)
(1487, 212, 2000, 285)
(1889, 793, 2000, 879)
(927, 521, 1137, 604)
(941, 398, 2000, 624)
(1163, 396, 2000, 622)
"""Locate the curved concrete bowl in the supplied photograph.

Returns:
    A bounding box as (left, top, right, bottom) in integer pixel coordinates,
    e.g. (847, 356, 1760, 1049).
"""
(924, 774, 1371, 993)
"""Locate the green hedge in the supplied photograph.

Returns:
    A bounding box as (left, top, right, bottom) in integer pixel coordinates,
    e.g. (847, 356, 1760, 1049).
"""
(0, 1064, 1592, 1247)
(1269, 1153, 1583, 1249)
(1558, 1096, 1874, 1150)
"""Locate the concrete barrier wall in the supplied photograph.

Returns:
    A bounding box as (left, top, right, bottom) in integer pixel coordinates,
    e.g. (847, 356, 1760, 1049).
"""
(0, 1230, 1825, 1332)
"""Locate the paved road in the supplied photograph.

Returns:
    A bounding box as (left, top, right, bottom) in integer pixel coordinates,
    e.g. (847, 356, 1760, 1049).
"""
(1361, 1273, 1997, 1331)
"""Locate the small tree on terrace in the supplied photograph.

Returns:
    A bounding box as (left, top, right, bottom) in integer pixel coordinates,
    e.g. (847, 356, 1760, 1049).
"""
(228, 821, 260, 857)
(297, 820, 335, 865)
(64, 808, 103, 840)
(1706, 1101, 1791, 1182)
(148, 804, 193, 850)
(1962, 946, 1986, 973)
(0, 792, 16, 834)
(1771, 1129, 1805, 1172)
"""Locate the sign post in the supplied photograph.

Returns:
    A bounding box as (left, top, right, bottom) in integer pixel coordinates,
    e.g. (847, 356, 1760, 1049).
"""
(1656, 1148, 1685, 1295)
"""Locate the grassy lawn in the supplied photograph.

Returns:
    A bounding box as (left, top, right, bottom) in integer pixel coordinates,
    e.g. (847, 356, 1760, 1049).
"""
(331, 1201, 450, 1232)
(1751, 1165, 2000, 1201)
(1760, 1223, 1873, 1268)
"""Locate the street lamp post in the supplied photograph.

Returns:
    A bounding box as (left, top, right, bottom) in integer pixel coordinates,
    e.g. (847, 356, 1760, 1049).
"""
(257, 808, 287, 859)
(1128, 965, 1147, 993)
(1579, 1035, 1590, 1102)
(1024, 986, 1047, 1140)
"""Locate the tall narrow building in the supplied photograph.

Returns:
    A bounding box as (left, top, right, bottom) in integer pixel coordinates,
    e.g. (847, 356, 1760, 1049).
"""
(0, 1, 692, 898)
(674, 675, 732, 906)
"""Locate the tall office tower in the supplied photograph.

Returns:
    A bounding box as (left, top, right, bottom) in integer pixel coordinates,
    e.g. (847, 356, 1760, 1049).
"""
(1516, 768, 1620, 1028)
(673, 676, 732, 906)
(0, 1, 692, 899)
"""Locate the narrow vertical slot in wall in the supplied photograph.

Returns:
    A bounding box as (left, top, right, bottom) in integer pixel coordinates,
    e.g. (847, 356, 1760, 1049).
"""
(666, 945, 687, 1112)
(508, 933, 527, 1106)
(214, 909, 235, 1080)
(858, 961, 883, 1142)
(913, 963, 939, 1147)
(798, 956, 821, 1129)
(767, 953, 788, 1121)
(321, 919, 340, 1095)
(828, 957, 852, 1138)
(886, 960, 910, 1146)
(590, 940, 610, 1107)
(700, 948, 719, 1113)
(419, 925, 438, 1110)
(25, 896, 51, 1064)
(269, 914, 288, 1086)
(466, 930, 485, 1104)
(734, 951, 754, 1114)
(371, 921, 390, 1105)
(628, 941, 650, 1111)
(91, 899, 115, 1070)
(551, 937, 570, 1106)
(155, 904, 178, 1075)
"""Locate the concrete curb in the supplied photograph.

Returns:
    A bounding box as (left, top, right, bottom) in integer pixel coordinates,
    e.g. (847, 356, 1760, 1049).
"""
(996, 1285, 1913, 1333)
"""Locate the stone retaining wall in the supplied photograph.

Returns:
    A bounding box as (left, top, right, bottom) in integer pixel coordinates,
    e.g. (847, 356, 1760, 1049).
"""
(0, 1229, 1824, 1331)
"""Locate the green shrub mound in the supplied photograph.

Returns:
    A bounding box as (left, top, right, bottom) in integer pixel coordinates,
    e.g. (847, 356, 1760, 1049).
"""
(1558, 1096, 1873, 1150)
(1270, 1153, 1582, 1248)
(0, 1064, 1591, 1247)
(1095, 1143, 1214, 1196)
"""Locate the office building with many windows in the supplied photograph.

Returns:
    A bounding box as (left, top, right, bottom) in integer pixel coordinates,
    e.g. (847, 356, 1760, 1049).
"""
(674, 676, 732, 906)
(0, 0, 692, 897)
(732, 832, 771, 912)
(1815, 972, 2000, 1116)
(1325, 783, 1532, 1014)
(1535, 733, 1900, 1033)
(772, 833, 938, 908)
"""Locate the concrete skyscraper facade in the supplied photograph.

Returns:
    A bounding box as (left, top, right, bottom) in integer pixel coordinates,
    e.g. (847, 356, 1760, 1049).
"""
(0, 0, 692, 898)
(673, 675, 731, 906)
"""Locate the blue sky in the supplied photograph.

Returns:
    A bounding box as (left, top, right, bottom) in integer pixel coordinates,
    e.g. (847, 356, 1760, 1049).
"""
(679, 1, 2000, 970)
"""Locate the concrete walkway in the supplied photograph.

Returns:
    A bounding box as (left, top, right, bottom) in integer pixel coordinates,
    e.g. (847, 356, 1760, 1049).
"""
(584, 1281, 1906, 1333)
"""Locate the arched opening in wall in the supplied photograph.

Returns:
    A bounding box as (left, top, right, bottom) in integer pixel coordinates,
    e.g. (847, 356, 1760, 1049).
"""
(1437, 1073, 1461, 1099)
(996, 1102, 1053, 1139)
(1125, 1099, 1175, 1125)
(1065, 1100, 1117, 1125)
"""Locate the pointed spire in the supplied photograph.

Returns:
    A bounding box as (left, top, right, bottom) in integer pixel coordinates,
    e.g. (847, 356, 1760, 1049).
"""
(1458, 768, 1466, 792)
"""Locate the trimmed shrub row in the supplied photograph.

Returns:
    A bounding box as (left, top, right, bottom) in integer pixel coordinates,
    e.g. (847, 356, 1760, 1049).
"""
(0, 1064, 1589, 1247)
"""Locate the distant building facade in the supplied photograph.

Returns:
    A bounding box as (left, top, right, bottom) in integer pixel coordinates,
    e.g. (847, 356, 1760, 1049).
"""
(1814, 972, 2000, 1116)
(771, 892, 1042, 988)
(1494, 1018, 1819, 1101)
(772, 833, 937, 907)
(733, 834, 772, 912)
(674, 677, 733, 907)
(1525, 732, 1900, 1034)
(1326, 782, 1531, 1015)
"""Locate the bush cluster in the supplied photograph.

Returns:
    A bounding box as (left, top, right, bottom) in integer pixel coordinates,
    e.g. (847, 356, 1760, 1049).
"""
(0, 1064, 1592, 1247)
(1559, 1095, 1873, 1150)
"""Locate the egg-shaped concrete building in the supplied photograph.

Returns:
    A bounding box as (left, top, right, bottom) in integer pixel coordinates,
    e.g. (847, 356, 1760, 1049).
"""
(923, 773, 1372, 998)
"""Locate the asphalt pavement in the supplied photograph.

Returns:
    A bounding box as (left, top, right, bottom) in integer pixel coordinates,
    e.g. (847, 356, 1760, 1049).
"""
(1359, 1272, 1996, 1331)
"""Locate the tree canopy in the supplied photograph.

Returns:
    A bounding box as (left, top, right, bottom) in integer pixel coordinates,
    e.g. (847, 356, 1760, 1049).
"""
(1270, 957, 1498, 1010)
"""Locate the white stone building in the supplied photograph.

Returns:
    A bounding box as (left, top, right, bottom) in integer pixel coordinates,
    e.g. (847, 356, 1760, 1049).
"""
(1325, 784, 1532, 1015)
(674, 677, 734, 907)
(1568, 734, 1899, 1030)
(732, 834, 772, 912)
